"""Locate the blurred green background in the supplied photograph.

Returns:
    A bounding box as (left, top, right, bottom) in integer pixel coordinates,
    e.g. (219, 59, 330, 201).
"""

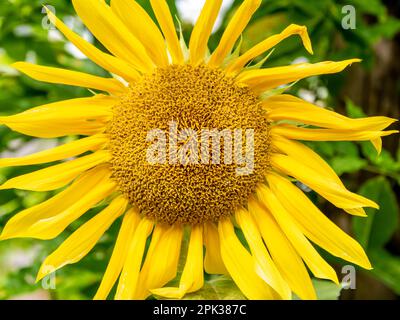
(0, 0, 399, 300)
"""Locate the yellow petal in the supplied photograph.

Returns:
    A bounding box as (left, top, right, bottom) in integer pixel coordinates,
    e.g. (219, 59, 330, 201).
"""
(217, 218, 280, 300)
(256, 185, 339, 284)
(266, 172, 372, 269)
(115, 217, 154, 300)
(208, 0, 261, 67)
(227, 24, 313, 74)
(72, 0, 154, 73)
(203, 222, 227, 275)
(0, 165, 115, 240)
(248, 198, 316, 300)
(266, 94, 397, 131)
(272, 136, 365, 218)
(0, 95, 115, 138)
(271, 125, 397, 148)
(270, 153, 378, 210)
(237, 59, 360, 93)
(235, 208, 291, 299)
(36, 195, 128, 281)
(111, 0, 169, 67)
(372, 137, 382, 155)
(45, 7, 140, 82)
(272, 136, 367, 219)
(189, 0, 222, 65)
(0, 151, 110, 191)
(0, 134, 107, 168)
(94, 208, 140, 300)
(135, 223, 183, 299)
(345, 208, 367, 217)
(150, 0, 184, 64)
(151, 224, 203, 299)
(12, 62, 126, 94)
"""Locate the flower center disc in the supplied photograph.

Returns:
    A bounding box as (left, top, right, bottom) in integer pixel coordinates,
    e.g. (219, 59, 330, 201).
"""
(108, 65, 271, 225)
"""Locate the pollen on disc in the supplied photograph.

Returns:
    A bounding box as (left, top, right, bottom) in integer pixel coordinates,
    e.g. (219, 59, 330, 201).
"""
(108, 64, 271, 225)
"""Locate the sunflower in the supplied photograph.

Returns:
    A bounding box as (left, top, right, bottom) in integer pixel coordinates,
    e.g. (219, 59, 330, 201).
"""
(0, 0, 397, 300)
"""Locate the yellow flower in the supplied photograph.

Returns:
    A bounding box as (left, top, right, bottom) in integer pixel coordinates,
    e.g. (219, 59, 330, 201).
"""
(0, 0, 397, 300)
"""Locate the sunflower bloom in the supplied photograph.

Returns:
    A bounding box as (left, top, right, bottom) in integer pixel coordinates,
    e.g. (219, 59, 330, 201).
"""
(0, 0, 397, 300)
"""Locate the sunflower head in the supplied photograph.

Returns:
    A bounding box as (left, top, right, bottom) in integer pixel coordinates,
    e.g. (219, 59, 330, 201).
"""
(109, 64, 271, 224)
(0, 0, 397, 301)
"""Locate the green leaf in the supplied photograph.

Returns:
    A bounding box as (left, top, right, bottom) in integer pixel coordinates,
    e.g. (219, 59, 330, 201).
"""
(361, 142, 400, 174)
(245, 48, 275, 70)
(353, 177, 399, 250)
(368, 249, 400, 295)
(293, 279, 343, 300)
(184, 277, 342, 300)
(183, 275, 246, 300)
(359, 18, 400, 43)
(349, 0, 386, 18)
(345, 98, 366, 118)
(309, 141, 336, 158)
(0, 199, 19, 219)
(54, 269, 102, 300)
(261, 80, 299, 99)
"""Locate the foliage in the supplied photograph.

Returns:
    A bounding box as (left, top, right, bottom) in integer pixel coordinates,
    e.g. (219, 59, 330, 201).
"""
(0, 0, 399, 300)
